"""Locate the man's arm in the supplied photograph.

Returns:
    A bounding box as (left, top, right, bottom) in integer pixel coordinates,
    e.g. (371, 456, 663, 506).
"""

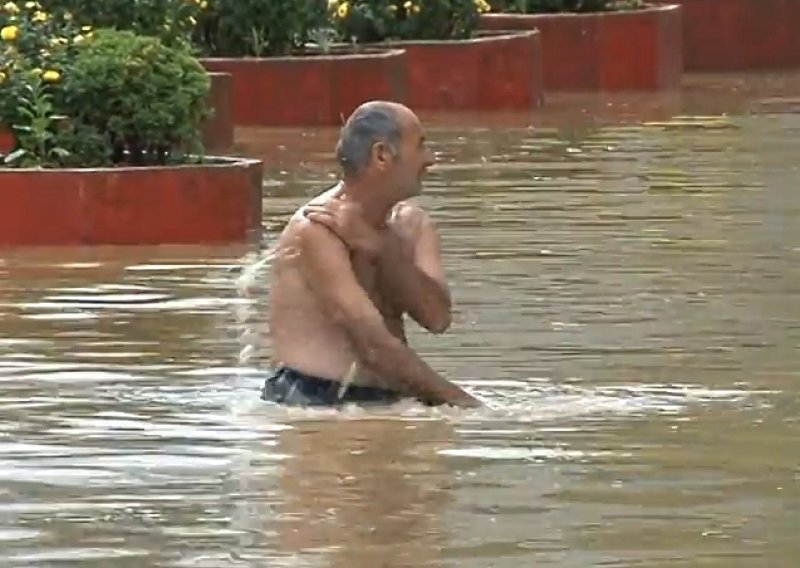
(378, 206, 452, 334)
(295, 220, 479, 408)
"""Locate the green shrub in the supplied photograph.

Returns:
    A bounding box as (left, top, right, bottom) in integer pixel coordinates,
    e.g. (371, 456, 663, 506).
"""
(494, 0, 645, 12)
(329, 0, 492, 43)
(1, 8, 211, 168)
(193, 0, 330, 57)
(37, 0, 206, 48)
(60, 28, 211, 165)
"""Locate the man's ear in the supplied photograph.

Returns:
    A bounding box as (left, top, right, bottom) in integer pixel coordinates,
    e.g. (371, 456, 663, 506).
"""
(371, 141, 393, 171)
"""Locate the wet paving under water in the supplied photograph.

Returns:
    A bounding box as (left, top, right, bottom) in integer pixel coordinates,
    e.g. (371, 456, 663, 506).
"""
(1, 72, 799, 567)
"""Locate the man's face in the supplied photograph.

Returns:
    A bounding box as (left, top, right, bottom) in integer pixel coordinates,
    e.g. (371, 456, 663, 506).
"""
(388, 113, 435, 199)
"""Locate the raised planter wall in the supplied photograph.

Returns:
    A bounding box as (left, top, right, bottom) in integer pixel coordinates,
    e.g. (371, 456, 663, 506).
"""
(380, 30, 544, 110)
(201, 49, 408, 127)
(478, 5, 682, 92)
(0, 157, 263, 246)
(201, 72, 235, 153)
(653, 0, 800, 71)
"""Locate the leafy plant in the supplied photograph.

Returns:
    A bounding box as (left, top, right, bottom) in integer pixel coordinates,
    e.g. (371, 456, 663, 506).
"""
(37, 0, 207, 48)
(3, 72, 71, 167)
(1, 0, 92, 166)
(1, 3, 212, 168)
(1, 1, 83, 123)
(329, 0, 492, 43)
(193, 0, 330, 57)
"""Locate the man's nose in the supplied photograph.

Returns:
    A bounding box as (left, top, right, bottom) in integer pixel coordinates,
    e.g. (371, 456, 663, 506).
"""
(424, 148, 435, 167)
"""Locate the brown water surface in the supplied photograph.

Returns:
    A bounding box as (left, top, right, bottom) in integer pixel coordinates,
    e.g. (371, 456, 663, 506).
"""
(1, 73, 799, 567)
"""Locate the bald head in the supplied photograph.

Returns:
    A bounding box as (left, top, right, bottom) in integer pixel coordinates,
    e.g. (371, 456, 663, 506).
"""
(335, 101, 413, 178)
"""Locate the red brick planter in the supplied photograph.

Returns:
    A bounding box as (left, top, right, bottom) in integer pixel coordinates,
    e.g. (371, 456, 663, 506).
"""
(201, 72, 234, 153)
(0, 157, 263, 246)
(200, 48, 408, 127)
(376, 30, 544, 110)
(653, 0, 800, 71)
(478, 4, 682, 92)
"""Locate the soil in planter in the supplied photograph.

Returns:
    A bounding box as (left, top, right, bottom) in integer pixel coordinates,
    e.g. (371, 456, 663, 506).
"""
(496, 0, 646, 12)
(0, 150, 234, 169)
(109, 146, 207, 167)
(205, 43, 400, 59)
(0, 143, 220, 170)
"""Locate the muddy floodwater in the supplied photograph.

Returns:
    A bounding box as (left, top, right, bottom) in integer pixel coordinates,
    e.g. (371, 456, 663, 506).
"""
(1, 72, 798, 567)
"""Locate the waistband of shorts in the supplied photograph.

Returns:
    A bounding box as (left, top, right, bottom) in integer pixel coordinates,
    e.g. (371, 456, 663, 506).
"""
(269, 365, 401, 403)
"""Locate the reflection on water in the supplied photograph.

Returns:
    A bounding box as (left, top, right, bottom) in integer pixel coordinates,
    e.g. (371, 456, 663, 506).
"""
(1, 73, 800, 567)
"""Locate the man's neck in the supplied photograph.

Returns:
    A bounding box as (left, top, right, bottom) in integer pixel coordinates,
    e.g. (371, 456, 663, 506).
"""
(337, 178, 396, 228)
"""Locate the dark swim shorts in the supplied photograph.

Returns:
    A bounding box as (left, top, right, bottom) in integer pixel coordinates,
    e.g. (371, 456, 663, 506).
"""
(260, 366, 402, 407)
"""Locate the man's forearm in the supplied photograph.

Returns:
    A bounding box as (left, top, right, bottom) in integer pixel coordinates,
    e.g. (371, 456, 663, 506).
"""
(350, 321, 480, 407)
(370, 332, 480, 407)
(377, 233, 451, 333)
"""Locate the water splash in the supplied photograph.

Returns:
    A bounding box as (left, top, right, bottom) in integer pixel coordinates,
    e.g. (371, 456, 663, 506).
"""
(234, 246, 277, 371)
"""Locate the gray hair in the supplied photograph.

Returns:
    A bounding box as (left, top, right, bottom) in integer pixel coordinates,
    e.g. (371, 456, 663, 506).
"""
(335, 102, 403, 178)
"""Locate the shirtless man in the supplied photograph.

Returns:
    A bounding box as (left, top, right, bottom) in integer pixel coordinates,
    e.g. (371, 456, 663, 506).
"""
(262, 100, 481, 409)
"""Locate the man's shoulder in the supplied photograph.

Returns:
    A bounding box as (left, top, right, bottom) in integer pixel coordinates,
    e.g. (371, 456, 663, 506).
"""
(279, 186, 339, 234)
(295, 186, 339, 215)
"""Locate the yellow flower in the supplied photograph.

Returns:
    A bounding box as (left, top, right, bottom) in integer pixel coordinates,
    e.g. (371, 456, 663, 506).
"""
(199, 0, 207, 8)
(474, 0, 492, 14)
(0, 24, 18, 41)
(32, 9, 47, 21)
(336, 1, 348, 18)
(41, 69, 59, 82)
(474, 0, 491, 13)
(0, 70, 5, 83)
(24, 0, 37, 8)
(402, 1, 420, 14)
(80, 25, 91, 32)
(72, 33, 84, 43)
(188, 15, 196, 25)
(328, 0, 337, 7)
(3, 2, 18, 14)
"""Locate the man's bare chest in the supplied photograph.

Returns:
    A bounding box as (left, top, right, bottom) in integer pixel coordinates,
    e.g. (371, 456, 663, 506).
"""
(351, 252, 399, 317)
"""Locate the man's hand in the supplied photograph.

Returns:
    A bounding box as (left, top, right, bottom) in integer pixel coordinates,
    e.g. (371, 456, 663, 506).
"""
(303, 199, 383, 258)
